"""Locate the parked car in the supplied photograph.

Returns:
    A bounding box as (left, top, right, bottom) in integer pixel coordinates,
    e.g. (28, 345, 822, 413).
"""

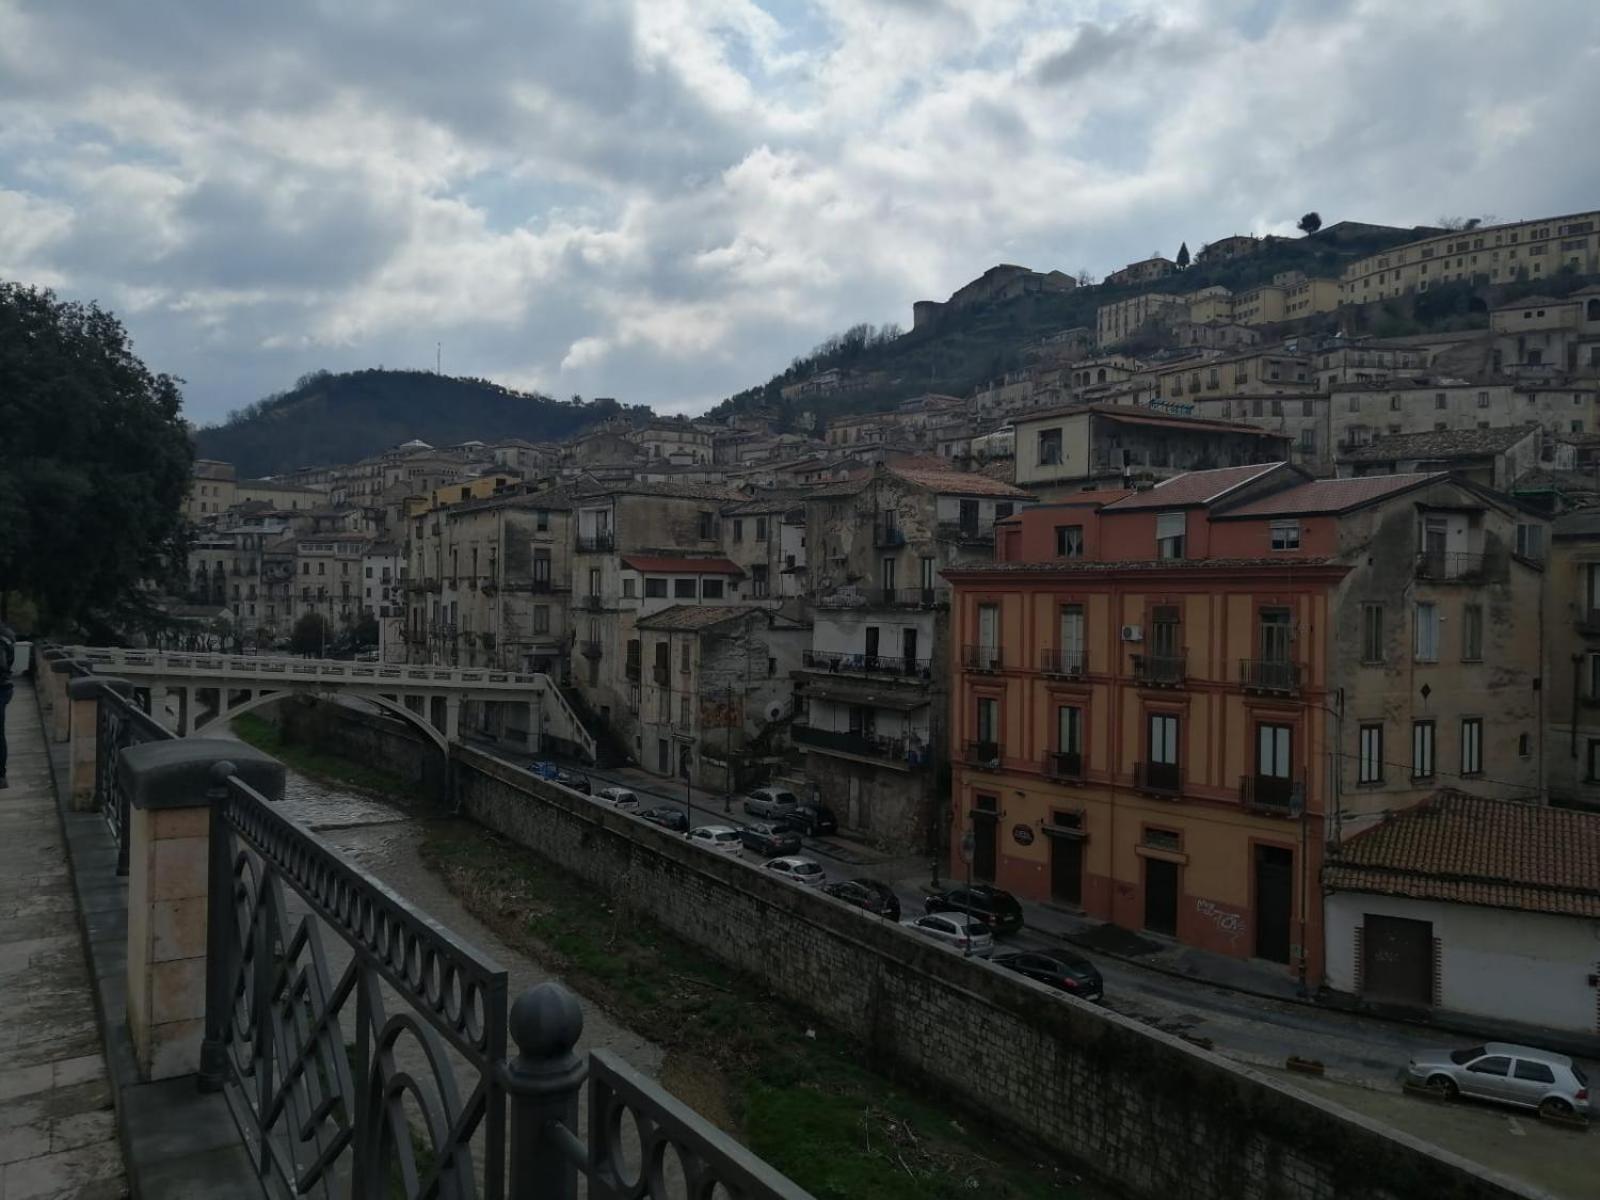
(742, 786, 801, 819)
(1406, 1043, 1590, 1120)
(526, 761, 590, 794)
(821, 878, 901, 921)
(992, 951, 1103, 1002)
(738, 821, 801, 858)
(594, 786, 640, 810)
(775, 803, 838, 837)
(639, 805, 688, 832)
(924, 885, 1024, 935)
(901, 913, 994, 958)
(688, 825, 744, 854)
(763, 856, 825, 887)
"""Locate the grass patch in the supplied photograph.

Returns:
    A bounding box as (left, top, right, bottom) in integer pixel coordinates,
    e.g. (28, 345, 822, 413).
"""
(419, 823, 1107, 1200)
(231, 713, 430, 805)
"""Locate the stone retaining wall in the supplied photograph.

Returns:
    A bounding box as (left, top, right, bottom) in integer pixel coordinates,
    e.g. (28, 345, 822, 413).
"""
(275, 698, 444, 793)
(452, 745, 1542, 1200)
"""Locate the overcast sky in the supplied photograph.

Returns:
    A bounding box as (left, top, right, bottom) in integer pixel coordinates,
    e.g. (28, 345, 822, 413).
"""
(3, 1, 1598, 427)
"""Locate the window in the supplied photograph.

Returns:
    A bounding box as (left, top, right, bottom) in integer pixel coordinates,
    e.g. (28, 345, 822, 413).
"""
(1269, 521, 1300, 551)
(959, 499, 979, 534)
(1358, 724, 1384, 784)
(1389, 395, 1400, 411)
(755, 517, 768, 541)
(1477, 391, 1489, 408)
(701, 578, 724, 599)
(680, 641, 691, 673)
(1412, 720, 1436, 779)
(732, 519, 743, 542)
(1056, 525, 1084, 558)
(995, 502, 1013, 521)
(1148, 713, 1179, 765)
(1414, 602, 1439, 661)
(1468, 1056, 1511, 1078)
(1060, 604, 1085, 670)
(674, 578, 697, 598)
(697, 511, 715, 539)
(622, 577, 636, 598)
(1360, 604, 1384, 663)
(588, 567, 601, 597)
(1460, 718, 1483, 776)
(1514, 1060, 1556, 1084)
(532, 605, 549, 634)
(976, 697, 999, 745)
(365, 566, 373, 578)
(1301, 398, 1313, 417)
(679, 694, 690, 726)
(880, 557, 897, 591)
(1257, 723, 1292, 784)
(536, 509, 549, 532)
(1435, 392, 1447, 410)
(1297, 428, 1315, 453)
(751, 564, 769, 597)
(1156, 512, 1185, 559)
(645, 578, 668, 598)
(1038, 428, 1063, 465)
(1057, 705, 1083, 755)
(920, 557, 936, 591)
(1461, 603, 1482, 661)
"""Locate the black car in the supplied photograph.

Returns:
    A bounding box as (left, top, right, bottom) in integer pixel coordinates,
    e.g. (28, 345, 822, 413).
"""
(639, 805, 689, 832)
(992, 950, 1103, 1001)
(777, 803, 838, 837)
(821, 878, 901, 921)
(738, 821, 802, 858)
(924, 885, 1024, 936)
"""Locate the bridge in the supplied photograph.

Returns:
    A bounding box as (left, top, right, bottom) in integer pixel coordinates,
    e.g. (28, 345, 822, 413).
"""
(62, 646, 597, 762)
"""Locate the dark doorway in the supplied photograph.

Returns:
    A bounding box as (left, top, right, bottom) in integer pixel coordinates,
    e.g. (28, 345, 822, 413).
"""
(1254, 845, 1293, 963)
(864, 625, 880, 663)
(1144, 859, 1178, 936)
(1050, 832, 1083, 905)
(1361, 915, 1434, 1008)
(902, 627, 918, 672)
(972, 805, 998, 882)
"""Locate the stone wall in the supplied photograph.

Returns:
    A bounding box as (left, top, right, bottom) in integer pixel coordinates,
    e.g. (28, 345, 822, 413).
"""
(451, 745, 1539, 1200)
(276, 698, 444, 794)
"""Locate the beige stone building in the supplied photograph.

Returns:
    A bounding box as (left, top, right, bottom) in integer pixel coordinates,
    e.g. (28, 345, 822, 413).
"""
(1545, 509, 1600, 808)
(233, 477, 327, 511)
(187, 459, 237, 521)
(1311, 342, 1428, 390)
(1096, 292, 1185, 346)
(1489, 288, 1600, 377)
(1105, 256, 1177, 288)
(1151, 348, 1314, 401)
(1196, 234, 1260, 264)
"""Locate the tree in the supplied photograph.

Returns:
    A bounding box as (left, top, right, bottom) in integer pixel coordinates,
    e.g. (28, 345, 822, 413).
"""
(1076, 269, 1096, 287)
(1175, 242, 1191, 269)
(0, 282, 192, 633)
(291, 611, 330, 657)
(1297, 212, 1322, 235)
(352, 610, 379, 648)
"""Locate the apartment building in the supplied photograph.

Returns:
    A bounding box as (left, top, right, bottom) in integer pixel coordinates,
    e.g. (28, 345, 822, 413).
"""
(1338, 210, 1600, 303)
(1329, 379, 1600, 449)
(1196, 235, 1260, 265)
(1151, 347, 1314, 401)
(1489, 288, 1600, 376)
(187, 459, 237, 521)
(722, 493, 808, 601)
(945, 463, 1547, 985)
(1544, 508, 1600, 809)
(629, 420, 714, 464)
(1311, 342, 1427, 390)
(1096, 293, 1185, 346)
(1338, 426, 1555, 490)
(1105, 256, 1177, 288)
(1190, 393, 1329, 468)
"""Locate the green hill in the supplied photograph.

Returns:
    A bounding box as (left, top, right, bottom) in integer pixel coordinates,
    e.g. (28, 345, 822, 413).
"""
(193, 369, 626, 476)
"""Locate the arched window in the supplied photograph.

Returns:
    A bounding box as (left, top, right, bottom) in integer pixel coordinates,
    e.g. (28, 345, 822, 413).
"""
(1097, 368, 1107, 383)
(1586, 297, 1600, 322)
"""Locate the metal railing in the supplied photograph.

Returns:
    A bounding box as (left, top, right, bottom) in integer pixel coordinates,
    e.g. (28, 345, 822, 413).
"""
(575, 533, 615, 553)
(1239, 658, 1301, 693)
(964, 739, 1003, 767)
(1415, 550, 1484, 581)
(582, 594, 602, 611)
(1134, 760, 1182, 796)
(935, 521, 987, 543)
(1041, 750, 1083, 781)
(876, 586, 949, 607)
(1239, 773, 1305, 815)
(794, 725, 920, 764)
(801, 649, 932, 679)
(66, 647, 549, 689)
(95, 686, 174, 876)
(1131, 653, 1185, 686)
(1039, 648, 1085, 676)
(962, 644, 1004, 672)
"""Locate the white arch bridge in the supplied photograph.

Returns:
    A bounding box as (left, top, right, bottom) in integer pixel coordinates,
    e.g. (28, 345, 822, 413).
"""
(65, 647, 596, 762)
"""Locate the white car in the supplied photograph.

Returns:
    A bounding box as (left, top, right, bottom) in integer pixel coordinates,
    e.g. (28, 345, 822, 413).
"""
(742, 786, 801, 818)
(594, 786, 640, 810)
(688, 825, 743, 854)
(763, 856, 825, 887)
(901, 914, 994, 958)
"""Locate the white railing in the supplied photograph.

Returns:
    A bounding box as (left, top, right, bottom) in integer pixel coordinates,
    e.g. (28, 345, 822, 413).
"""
(67, 647, 543, 689)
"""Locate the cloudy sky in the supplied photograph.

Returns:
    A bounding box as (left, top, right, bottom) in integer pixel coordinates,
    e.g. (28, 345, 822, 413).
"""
(2, 1, 1597, 426)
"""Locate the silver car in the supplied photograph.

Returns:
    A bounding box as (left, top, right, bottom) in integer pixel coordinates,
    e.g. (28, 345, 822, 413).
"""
(742, 787, 801, 819)
(594, 786, 639, 810)
(1406, 1042, 1590, 1120)
(901, 913, 994, 958)
(762, 856, 825, 887)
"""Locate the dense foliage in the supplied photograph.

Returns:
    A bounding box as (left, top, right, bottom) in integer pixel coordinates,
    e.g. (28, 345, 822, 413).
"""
(195, 368, 633, 476)
(0, 282, 192, 634)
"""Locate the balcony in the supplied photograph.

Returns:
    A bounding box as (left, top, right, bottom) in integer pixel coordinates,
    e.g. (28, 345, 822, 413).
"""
(1133, 760, 1182, 797)
(1131, 653, 1185, 687)
(963, 644, 1004, 672)
(874, 524, 907, 548)
(794, 725, 918, 764)
(582, 594, 603, 611)
(964, 740, 1003, 768)
(936, 521, 989, 545)
(1239, 658, 1301, 694)
(576, 533, 615, 553)
(580, 639, 602, 658)
(802, 649, 932, 679)
(1239, 773, 1305, 815)
(1575, 608, 1600, 636)
(1041, 750, 1083, 782)
(1414, 551, 1484, 581)
(876, 586, 950, 608)
(1039, 648, 1085, 677)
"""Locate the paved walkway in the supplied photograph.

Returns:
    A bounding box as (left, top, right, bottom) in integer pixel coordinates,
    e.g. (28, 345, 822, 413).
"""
(0, 679, 126, 1200)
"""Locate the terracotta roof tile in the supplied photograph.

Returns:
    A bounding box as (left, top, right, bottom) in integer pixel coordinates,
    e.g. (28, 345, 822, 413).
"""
(943, 555, 1335, 575)
(1214, 473, 1441, 518)
(1101, 463, 1288, 510)
(634, 605, 751, 631)
(1338, 424, 1540, 462)
(887, 465, 1032, 497)
(620, 555, 744, 575)
(1324, 791, 1600, 919)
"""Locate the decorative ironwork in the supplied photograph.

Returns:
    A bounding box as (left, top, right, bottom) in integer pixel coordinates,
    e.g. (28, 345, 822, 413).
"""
(801, 649, 932, 678)
(962, 644, 1003, 672)
(1414, 550, 1484, 581)
(1134, 760, 1182, 796)
(1131, 653, 1185, 686)
(210, 777, 509, 1199)
(94, 685, 172, 876)
(1239, 773, 1304, 815)
(1039, 648, 1085, 677)
(1239, 658, 1301, 693)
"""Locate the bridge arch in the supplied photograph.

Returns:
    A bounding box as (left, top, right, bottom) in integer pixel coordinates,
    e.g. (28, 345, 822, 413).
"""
(192, 686, 450, 759)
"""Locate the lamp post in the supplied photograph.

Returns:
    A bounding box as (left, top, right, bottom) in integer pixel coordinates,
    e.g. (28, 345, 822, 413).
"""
(679, 749, 693, 834)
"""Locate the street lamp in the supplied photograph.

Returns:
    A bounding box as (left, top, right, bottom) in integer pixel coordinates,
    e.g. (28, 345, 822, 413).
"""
(679, 748, 693, 834)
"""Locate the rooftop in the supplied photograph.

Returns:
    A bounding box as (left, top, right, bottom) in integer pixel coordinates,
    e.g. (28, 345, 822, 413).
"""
(1338, 424, 1540, 462)
(620, 555, 743, 576)
(942, 555, 1337, 577)
(1214, 473, 1442, 518)
(1102, 463, 1287, 510)
(634, 605, 753, 632)
(1324, 791, 1600, 919)
(1015, 402, 1291, 440)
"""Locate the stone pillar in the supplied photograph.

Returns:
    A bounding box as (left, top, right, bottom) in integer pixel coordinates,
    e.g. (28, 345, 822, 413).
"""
(50, 659, 77, 742)
(528, 701, 540, 752)
(119, 738, 285, 1082)
(445, 694, 462, 742)
(176, 686, 192, 736)
(67, 676, 134, 809)
(148, 685, 171, 732)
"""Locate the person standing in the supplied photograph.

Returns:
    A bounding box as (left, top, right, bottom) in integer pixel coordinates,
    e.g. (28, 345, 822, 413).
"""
(0, 623, 15, 788)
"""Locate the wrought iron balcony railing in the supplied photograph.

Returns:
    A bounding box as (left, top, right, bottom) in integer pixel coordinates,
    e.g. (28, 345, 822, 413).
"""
(576, 533, 615, 553)
(582, 594, 603, 611)
(1133, 760, 1182, 796)
(874, 524, 907, 548)
(1041, 750, 1083, 781)
(801, 649, 932, 679)
(1239, 658, 1301, 693)
(1239, 773, 1305, 815)
(794, 725, 919, 764)
(963, 644, 1004, 672)
(1415, 550, 1484, 581)
(1131, 653, 1186, 686)
(1039, 648, 1085, 677)
(875, 586, 950, 607)
(965, 739, 1003, 768)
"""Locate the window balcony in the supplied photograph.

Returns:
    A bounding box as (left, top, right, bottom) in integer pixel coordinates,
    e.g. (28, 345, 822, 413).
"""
(794, 725, 919, 764)
(801, 649, 932, 679)
(876, 587, 950, 608)
(874, 525, 907, 548)
(1239, 773, 1305, 816)
(1041, 750, 1083, 782)
(964, 740, 1003, 768)
(1039, 648, 1085, 677)
(963, 644, 1004, 672)
(1414, 551, 1484, 581)
(582, 594, 603, 611)
(1239, 659, 1301, 693)
(1131, 653, 1185, 687)
(576, 533, 615, 553)
(1133, 761, 1182, 797)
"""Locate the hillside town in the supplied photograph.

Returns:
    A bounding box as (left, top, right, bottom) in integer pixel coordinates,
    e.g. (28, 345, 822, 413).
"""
(174, 206, 1600, 1050)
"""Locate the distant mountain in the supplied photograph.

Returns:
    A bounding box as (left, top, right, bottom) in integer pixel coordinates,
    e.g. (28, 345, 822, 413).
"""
(192, 369, 625, 476)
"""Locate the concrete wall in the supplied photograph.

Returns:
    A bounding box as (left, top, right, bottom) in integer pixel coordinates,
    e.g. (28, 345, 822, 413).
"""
(275, 697, 444, 794)
(452, 746, 1539, 1200)
(1327, 891, 1600, 1035)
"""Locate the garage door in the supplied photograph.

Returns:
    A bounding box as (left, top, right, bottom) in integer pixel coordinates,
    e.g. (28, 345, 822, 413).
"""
(1361, 914, 1433, 1008)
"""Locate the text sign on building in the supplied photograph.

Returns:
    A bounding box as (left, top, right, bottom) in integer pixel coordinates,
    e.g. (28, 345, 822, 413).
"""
(1012, 824, 1035, 846)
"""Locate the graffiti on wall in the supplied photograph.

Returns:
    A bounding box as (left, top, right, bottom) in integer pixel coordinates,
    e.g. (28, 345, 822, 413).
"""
(1194, 899, 1246, 945)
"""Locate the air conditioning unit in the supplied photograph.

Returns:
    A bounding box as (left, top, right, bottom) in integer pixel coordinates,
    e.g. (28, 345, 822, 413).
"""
(1121, 624, 1144, 642)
